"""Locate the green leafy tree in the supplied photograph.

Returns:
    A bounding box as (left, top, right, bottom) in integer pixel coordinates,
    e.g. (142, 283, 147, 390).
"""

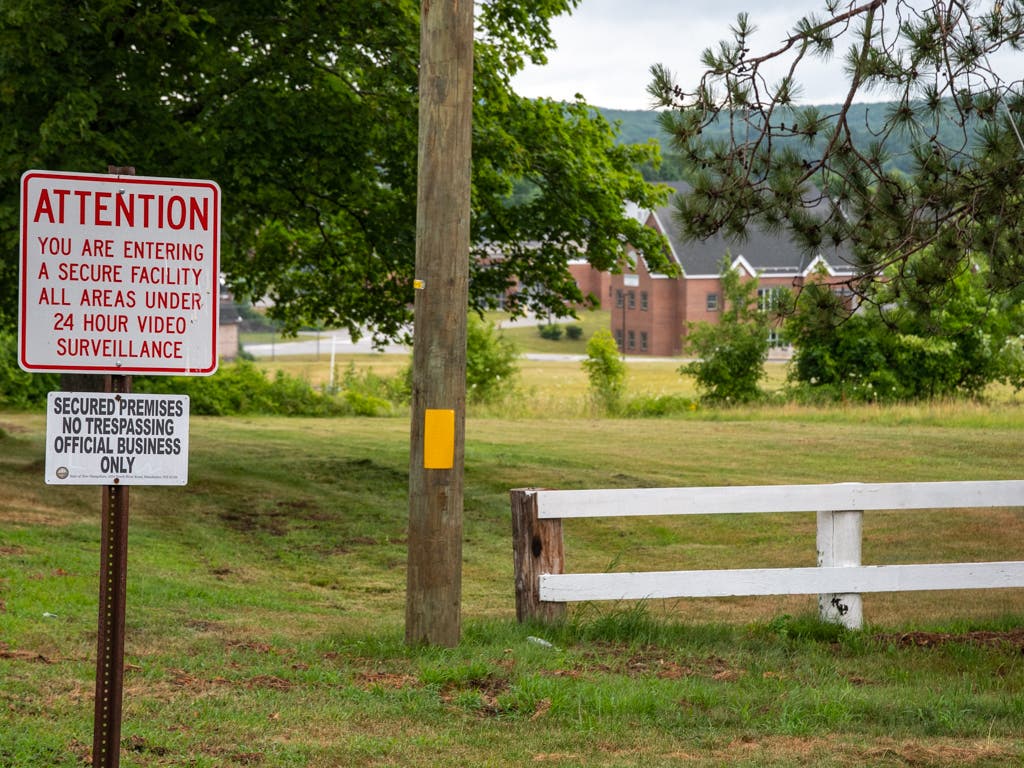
(681, 257, 770, 404)
(787, 256, 1024, 401)
(0, 1, 672, 340)
(649, 1, 1024, 304)
(582, 328, 626, 414)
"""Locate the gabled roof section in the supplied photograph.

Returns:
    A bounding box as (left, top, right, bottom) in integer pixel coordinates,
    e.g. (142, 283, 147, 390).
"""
(801, 254, 849, 278)
(650, 181, 856, 278)
(730, 254, 759, 278)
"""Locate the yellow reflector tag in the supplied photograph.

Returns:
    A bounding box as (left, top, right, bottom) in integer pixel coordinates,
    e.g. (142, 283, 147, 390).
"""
(423, 409, 455, 469)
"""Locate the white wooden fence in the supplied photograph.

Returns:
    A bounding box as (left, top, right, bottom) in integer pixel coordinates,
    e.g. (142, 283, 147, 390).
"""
(510, 480, 1024, 629)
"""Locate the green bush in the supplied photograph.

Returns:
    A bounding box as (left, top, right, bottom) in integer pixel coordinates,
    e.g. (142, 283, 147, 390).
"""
(135, 359, 351, 416)
(681, 256, 770, 404)
(538, 323, 563, 340)
(399, 316, 519, 406)
(338, 362, 409, 404)
(342, 389, 393, 416)
(565, 324, 584, 340)
(582, 328, 626, 414)
(0, 332, 59, 409)
(466, 315, 519, 403)
(786, 256, 1024, 402)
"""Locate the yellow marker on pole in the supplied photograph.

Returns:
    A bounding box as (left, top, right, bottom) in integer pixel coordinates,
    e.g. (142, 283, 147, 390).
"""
(423, 409, 455, 469)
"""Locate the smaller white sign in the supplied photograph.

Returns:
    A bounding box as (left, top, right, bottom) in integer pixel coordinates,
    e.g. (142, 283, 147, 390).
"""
(45, 392, 190, 485)
(623, 273, 640, 287)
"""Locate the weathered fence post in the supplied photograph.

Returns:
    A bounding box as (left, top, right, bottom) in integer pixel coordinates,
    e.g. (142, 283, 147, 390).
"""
(511, 489, 566, 624)
(817, 509, 864, 630)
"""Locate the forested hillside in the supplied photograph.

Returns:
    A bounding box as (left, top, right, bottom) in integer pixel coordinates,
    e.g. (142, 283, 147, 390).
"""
(600, 103, 977, 179)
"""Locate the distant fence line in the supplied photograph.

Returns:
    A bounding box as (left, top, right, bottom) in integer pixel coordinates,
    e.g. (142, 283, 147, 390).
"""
(510, 480, 1024, 629)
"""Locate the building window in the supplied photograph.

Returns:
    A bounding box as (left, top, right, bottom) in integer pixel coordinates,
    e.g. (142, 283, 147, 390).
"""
(767, 328, 788, 348)
(832, 285, 855, 306)
(615, 289, 623, 309)
(627, 330, 636, 350)
(640, 291, 648, 311)
(627, 291, 636, 310)
(614, 329, 623, 348)
(758, 287, 786, 312)
(706, 293, 718, 311)
(640, 331, 648, 351)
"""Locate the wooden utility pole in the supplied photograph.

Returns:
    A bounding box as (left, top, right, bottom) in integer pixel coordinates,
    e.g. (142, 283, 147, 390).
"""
(405, 0, 474, 647)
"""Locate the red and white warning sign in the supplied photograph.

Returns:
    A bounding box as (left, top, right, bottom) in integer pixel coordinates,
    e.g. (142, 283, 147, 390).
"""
(19, 170, 221, 376)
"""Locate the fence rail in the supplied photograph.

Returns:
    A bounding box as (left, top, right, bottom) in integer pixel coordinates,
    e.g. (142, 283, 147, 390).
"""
(510, 481, 1024, 629)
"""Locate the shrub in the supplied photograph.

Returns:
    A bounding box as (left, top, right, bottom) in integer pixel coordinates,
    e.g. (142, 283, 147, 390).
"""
(582, 328, 626, 414)
(338, 362, 409, 404)
(786, 256, 1024, 402)
(342, 389, 393, 416)
(466, 315, 519, 403)
(681, 256, 769, 404)
(404, 316, 519, 406)
(565, 324, 584, 340)
(538, 323, 563, 341)
(0, 332, 58, 408)
(135, 359, 350, 416)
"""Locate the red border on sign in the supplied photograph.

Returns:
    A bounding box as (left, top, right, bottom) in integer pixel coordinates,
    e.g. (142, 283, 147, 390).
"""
(19, 170, 220, 376)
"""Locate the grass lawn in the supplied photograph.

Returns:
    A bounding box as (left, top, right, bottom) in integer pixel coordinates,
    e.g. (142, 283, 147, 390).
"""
(491, 309, 610, 356)
(3, 388, 1024, 765)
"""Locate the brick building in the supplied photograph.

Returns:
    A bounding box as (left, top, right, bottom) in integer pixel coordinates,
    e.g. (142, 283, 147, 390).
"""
(218, 290, 243, 361)
(570, 182, 857, 357)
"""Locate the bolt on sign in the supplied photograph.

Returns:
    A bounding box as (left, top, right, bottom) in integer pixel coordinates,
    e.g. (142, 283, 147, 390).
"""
(19, 170, 221, 376)
(45, 392, 190, 486)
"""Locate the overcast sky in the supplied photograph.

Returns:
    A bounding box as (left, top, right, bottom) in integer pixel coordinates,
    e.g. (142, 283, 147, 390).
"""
(510, 1, 895, 109)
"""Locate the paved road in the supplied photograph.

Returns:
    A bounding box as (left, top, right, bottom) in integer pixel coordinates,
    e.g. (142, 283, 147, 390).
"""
(244, 315, 544, 359)
(243, 332, 687, 364)
(243, 330, 408, 359)
(241, 322, 790, 364)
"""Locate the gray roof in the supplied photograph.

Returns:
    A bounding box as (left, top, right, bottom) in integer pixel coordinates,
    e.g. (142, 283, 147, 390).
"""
(652, 181, 856, 277)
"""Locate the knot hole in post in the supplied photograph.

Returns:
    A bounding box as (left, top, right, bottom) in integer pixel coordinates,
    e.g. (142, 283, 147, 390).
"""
(531, 535, 543, 558)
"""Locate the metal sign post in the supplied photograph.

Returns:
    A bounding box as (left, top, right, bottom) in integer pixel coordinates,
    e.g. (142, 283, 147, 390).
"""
(20, 165, 216, 766)
(92, 373, 130, 768)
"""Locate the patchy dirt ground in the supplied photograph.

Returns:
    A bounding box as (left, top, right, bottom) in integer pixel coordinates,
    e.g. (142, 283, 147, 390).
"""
(874, 628, 1024, 650)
